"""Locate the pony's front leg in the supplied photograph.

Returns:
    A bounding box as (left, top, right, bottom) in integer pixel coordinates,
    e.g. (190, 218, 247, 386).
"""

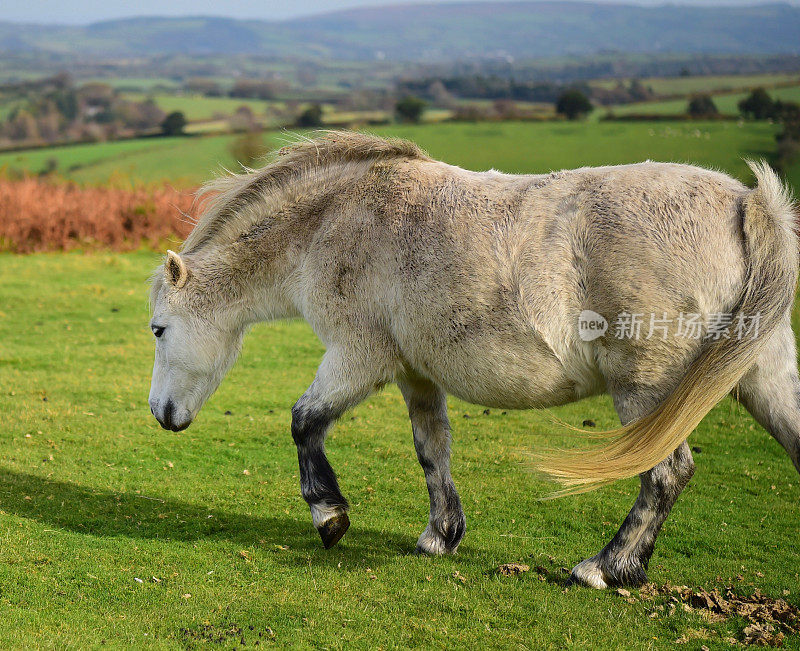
(292, 346, 389, 549)
(399, 376, 466, 554)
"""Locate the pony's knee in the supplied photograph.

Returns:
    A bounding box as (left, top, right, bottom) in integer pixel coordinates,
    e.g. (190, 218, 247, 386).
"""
(291, 401, 331, 446)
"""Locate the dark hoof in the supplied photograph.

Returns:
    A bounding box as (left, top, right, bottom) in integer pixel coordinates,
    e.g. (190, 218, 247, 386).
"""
(317, 513, 350, 549)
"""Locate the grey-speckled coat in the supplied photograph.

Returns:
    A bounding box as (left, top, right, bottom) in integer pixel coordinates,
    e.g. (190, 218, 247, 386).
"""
(148, 132, 799, 588)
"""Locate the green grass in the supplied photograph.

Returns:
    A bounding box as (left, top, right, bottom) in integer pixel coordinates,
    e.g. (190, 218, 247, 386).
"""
(0, 135, 243, 187)
(608, 85, 800, 118)
(122, 93, 278, 122)
(92, 77, 181, 92)
(1, 246, 798, 648)
(375, 121, 781, 185)
(0, 120, 789, 191)
(591, 72, 800, 96)
(1, 120, 800, 646)
(119, 93, 445, 130)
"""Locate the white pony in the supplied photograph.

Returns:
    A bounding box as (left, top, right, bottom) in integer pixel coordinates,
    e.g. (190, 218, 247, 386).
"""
(149, 132, 799, 588)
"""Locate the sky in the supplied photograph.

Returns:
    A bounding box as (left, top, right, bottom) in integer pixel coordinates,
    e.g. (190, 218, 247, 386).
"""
(2, 0, 796, 24)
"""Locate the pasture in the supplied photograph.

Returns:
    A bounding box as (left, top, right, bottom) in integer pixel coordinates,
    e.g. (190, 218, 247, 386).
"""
(1, 121, 799, 647)
(0, 120, 790, 188)
(2, 252, 799, 648)
(591, 72, 800, 96)
(607, 85, 800, 118)
(116, 94, 448, 133)
(121, 93, 280, 123)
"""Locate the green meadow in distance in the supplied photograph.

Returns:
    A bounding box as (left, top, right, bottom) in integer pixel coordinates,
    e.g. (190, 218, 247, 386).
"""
(0, 120, 792, 189)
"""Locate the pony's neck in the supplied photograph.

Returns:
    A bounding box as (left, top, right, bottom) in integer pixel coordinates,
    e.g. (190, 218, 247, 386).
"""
(199, 161, 369, 325)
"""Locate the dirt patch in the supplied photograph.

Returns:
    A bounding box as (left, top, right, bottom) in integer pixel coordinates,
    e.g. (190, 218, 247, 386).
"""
(180, 617, 276, 646)
(497, 562, 530, 577)
(627, 583, 799, 647)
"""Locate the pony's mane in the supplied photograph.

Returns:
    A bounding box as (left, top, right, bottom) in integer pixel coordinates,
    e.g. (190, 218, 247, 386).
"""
(182, 131, 430, 253)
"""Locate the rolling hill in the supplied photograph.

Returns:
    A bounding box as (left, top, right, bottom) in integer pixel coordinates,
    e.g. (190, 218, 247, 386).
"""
(0, 1, 799, 61)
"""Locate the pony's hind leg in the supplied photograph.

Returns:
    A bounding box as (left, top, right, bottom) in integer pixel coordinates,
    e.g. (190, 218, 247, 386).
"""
(292, 345, 394, 549)
(736, 319, 800, 473)
(571, 388, 695, 589)
(398, 375, 466, 554)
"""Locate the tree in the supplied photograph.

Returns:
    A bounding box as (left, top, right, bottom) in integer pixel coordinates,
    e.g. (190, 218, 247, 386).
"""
(79, 83, 114, 111)
(395, 96, 426, 123)
(627, 79, 652, 102)
(555, 89, 593, 120)
(493, 99, 519, 119)
(36, 111, 61, 142)
(50, 88, 79, 121)
(120, 99, 165, 131)
(161, 111, 187, 136)
(738, 88, 775, 120)
(687, 94, 718, 118)
(230, 130, 268, 167)
(773, 100, 800, 173)
(184, 77, 223, 97)
(296, 104, 323, 127)
(230, 79, 287, 100)
(229, 106, 257, 132)
(774, 100, 800, 123)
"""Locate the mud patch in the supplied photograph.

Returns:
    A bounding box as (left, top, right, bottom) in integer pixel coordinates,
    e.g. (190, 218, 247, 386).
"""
(626, 583, 799, 646)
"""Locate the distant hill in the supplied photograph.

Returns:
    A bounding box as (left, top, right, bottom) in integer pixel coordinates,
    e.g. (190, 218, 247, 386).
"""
(1, 1, 799, 61)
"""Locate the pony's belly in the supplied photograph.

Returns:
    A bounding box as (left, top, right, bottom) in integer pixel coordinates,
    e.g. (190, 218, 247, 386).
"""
(444, 380, 578, 410)
(408, 339, 598, 410)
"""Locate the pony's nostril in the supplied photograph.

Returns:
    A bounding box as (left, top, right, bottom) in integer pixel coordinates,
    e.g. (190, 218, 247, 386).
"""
(163, 399, 175, 429)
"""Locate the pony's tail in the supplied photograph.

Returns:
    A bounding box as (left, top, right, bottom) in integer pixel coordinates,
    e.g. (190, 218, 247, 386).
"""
(537, 161, 799, 495)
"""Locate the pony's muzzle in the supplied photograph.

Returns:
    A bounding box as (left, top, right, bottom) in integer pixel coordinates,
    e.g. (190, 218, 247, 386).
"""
(151, 398, 191, 432)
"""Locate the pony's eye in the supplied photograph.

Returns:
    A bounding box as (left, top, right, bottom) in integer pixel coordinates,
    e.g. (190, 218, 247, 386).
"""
(151, 325, 166, 338)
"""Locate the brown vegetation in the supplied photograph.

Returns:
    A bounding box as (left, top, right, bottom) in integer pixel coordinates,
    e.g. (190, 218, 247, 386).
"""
(0, 176, 195, 253)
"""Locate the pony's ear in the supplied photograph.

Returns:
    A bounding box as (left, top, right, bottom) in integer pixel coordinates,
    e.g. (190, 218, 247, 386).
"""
(164, 250, 189, 288)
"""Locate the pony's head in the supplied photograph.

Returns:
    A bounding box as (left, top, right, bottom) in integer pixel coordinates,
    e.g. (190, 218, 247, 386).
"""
(148, 250, 245, 431)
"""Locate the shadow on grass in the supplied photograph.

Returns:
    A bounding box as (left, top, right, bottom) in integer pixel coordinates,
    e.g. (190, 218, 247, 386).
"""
(0, 468, 419, 566)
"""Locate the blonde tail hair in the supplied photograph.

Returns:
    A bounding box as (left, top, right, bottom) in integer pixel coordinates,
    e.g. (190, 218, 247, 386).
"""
(537, 161, 799, 495)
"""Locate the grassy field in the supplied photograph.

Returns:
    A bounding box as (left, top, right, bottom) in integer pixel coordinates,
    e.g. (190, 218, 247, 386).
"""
(0, 120, 791, 190)
(591, 72, 800, 96)
(377, 121, 788, 187)
(607, 85, 800, 118)
(98, 78, 181, 92)
(0, 135, 241, 188)
(122, 93, 278, 122)
(1, 250, 799, 648)
(120, 93, 451, 132)
(1, 120, 799, 647)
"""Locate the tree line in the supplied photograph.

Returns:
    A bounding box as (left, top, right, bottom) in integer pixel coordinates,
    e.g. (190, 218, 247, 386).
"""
(0, 74, 186, 148)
